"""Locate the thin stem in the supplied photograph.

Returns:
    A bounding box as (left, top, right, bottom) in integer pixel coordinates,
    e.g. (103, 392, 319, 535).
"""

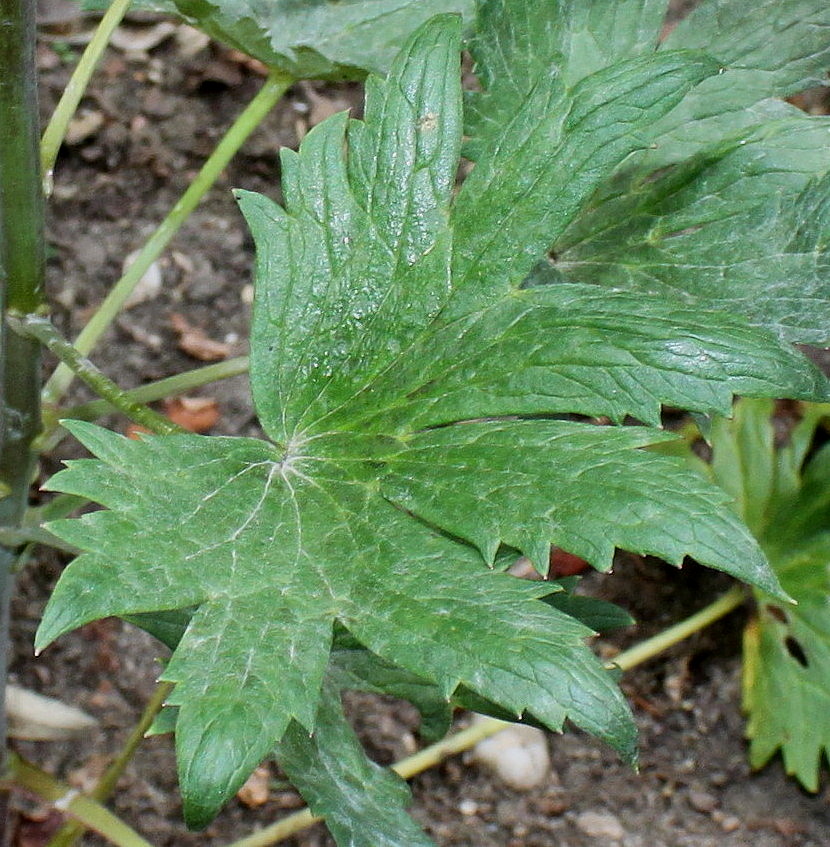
(0, 526, 79, 555)
(46, 682, 174, 847)
(10, 314, 182, 436)
(42, 70, 293, 407)
(0, 2, 46, 842)
(224, 585, 748, 847)
(67, 355, 250, 421)
(38, 355, 250, 452)
(6, 754, 154, 847)
(39, 0, 131, 195)
(611, 583, 746, 672)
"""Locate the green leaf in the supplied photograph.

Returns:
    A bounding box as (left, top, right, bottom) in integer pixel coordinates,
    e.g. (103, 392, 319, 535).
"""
(99, 0, 474, 79)
(705, 399, 830, 791)
(543, 588, 635, 635)
(239, 14, 462, 443)
(451, 48, 720, 315)
(546, 116, 830, 344)
(465, 0, 667, 145)
(316, 284, 828, 433)
(276, 684, 436, 847)
(328, 649, 452, 743)
(39, 421, 635, 828)
(37, 11, 830, 840)
(380, 420, 780, 592)
(646, 0, 830, 169)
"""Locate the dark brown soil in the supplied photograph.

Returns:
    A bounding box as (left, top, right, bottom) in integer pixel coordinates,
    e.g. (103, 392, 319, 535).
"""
(10, 5, 830, 846)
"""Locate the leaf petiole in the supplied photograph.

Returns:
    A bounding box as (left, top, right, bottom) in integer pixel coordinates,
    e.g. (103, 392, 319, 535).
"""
(39, 0, 131, 194)
(9, 314, 182, 436)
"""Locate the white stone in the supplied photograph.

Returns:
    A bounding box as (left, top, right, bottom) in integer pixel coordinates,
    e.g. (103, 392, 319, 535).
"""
(470, 716, 551, 791)
(575, 810, 625, 840)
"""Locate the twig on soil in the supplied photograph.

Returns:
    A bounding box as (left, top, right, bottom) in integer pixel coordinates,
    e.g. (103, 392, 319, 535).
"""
(10, 314, 183, 436)
(46, 682, 175, 847)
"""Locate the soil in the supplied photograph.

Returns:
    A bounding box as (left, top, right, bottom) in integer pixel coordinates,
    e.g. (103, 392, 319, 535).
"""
(9, 4, 830, 846)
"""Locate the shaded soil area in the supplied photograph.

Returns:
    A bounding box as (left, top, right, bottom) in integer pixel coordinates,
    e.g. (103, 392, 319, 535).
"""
(9, 5, 830, 846)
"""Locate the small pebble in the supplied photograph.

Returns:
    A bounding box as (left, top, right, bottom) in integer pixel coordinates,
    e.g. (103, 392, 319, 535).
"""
(470, 716, 551, 790)
(458, 798, 479, 816)
(688, 790, 717, 813)
(122, 249, 162, 308)
(575, 810, 625, 840)
(720, 814, 742, 833)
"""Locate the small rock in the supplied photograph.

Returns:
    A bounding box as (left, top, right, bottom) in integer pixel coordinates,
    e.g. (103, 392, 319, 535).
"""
(65, 109, 104, 145)
(688, 790, 717, 813)
(458, 798, 479, 817)
(718, 814, 742, 833)
(122, 249, 163, 308)
(470, 716, 551, 790)
(109, 21, 177, 53)
(175, 24, 211, 58)
(575, 810, 625, 840)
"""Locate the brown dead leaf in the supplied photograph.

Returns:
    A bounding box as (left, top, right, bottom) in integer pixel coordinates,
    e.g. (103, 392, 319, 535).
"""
(163, 396, 220, 433)
(236, 765, 271, 808)
(125, 423, 152, 440)
(170, 313, 231, 361)
(548, 547, 590, 578)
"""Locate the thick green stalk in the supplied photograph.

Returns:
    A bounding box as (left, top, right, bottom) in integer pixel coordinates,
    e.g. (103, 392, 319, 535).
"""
(40, 0, 131, 194)
(0, 1, 46, 841)
(42, 71, 293, 407)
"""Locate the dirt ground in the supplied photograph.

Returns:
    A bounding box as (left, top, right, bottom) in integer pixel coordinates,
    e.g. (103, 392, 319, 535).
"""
(8, 4, 830, 846)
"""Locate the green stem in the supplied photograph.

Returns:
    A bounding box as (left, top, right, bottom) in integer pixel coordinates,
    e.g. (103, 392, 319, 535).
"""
(0, 1, 46, 839)
(46, 682, 174, 847)
(224, 585, 748, 847)
(38, 355, 249, 452)
(6, 753, 154, 847)
(611, 583, 746, 671)
(42, 70, 293, 407)
(0, 526, 79, 554)
(10, 314, 182, 436)
(66, 355, 250, 421)
(39, 0, 131, 195)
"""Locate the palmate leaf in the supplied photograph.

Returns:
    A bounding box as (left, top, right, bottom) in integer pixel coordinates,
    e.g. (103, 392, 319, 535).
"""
(37, 10, 830, 842)
(705, 400, 830, 790)
(542, 115, 830, 344)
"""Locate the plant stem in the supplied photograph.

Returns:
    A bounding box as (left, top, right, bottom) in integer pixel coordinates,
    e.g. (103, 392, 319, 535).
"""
(0, 1, 46, 841)
(38, 355, 249, 452)
(39, 0, 131, 195)
(66, 355, 250, 421)
(42, 70, 293, 407)
(612, 584, 746, 672)
(10, 314, 183, 436)
(224, 585, 748, 847)
(6, 754, 154, 847)
(45, 682, 174, 847)
(0, 526, 79, 555)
